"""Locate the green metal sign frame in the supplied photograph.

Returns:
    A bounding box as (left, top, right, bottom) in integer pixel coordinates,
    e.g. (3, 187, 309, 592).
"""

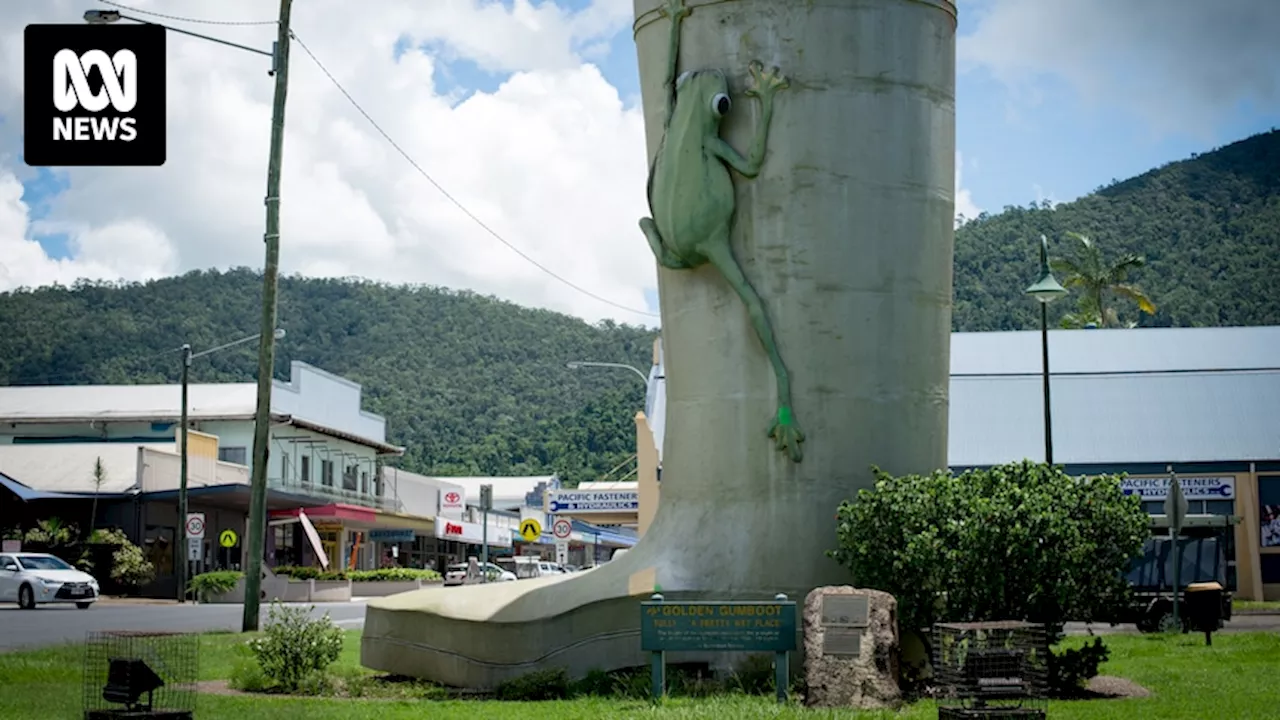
(640, 593, 797, 704)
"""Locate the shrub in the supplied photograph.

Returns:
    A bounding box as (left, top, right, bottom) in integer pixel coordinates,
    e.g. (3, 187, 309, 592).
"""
(348, 568, 441, 582)
(829, 461, 1149, 692)
(494, 668, 572, 701)
(1051, 637, 1110, 694)
(246, 601, 345, 692)
(109, 541, 156, 588)
(188, 571, 244, 600)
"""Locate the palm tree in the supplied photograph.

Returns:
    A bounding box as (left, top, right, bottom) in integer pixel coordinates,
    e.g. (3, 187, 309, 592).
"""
(1051, 232, 1156, 329)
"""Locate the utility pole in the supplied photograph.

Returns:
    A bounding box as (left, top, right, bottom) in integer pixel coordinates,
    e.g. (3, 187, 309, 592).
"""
(480, 484, 492, 583)
(177, 343, 192, 602)
(243, 0, 295, 633)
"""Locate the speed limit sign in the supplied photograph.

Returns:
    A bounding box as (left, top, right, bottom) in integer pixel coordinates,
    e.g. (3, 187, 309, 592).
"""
(552, 518, 572, 540)
(185, 513, 206, 539)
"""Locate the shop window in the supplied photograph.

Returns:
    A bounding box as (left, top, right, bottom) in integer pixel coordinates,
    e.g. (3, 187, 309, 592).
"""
(300, 455, 311, 485)
(361, 471, 369, 495)
(321, 459, 334, 486)
(1259, 475, 1280, 550)
(218, 446, 247, 465)
(1261, 555, 1280, 585)
(1203, 500, 1234, 516)
(343, 465, 358, 492)
(1141, 501, 1163, 515)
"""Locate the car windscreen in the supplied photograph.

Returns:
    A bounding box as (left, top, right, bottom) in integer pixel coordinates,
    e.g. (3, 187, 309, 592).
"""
(17, 555, 73, 571)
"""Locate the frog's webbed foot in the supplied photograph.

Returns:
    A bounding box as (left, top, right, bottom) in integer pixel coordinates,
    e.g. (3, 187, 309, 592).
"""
(659, 0, 691, 21)
(768, 405, 805, 463)
(745, 61, 789, 103)
(640, 217, 691, 270)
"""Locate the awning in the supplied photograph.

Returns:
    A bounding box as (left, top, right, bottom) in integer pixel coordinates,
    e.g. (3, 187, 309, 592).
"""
(0, 472, 129, 502)
(269, 503, 378, 526)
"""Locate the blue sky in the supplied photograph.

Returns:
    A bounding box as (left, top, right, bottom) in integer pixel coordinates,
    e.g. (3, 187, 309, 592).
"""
(397, 0, 1280, 220)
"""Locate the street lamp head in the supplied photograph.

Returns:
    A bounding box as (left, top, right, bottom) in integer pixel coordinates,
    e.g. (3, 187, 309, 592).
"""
(83, 9, 121, 24)
(272, 328, 286, 340)
(1025, 234, 1069, 304)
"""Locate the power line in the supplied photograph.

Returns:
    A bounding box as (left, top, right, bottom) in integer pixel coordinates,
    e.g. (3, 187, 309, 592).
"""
(288, 30, 660, 320)
(96, 0, 278, 26)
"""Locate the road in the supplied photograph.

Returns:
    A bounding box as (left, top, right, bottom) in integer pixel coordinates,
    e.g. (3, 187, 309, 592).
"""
(1065, 614, 1280, 635)
(0, 600, 367, 652)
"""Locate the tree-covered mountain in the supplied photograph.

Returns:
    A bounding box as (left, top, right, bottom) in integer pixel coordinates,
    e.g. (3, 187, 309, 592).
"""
(0, 270, 656, 484)
(1, 129, 1276, 478)
(952, 128, 1280, 330)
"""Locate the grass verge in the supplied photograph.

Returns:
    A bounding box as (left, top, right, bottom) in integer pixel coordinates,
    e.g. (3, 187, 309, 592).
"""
(2, 630, 1278, 719)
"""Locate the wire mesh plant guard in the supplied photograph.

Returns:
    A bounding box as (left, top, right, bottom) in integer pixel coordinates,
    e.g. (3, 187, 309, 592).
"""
(82, 630, 198, 720)
(932, 621, 1049, 719)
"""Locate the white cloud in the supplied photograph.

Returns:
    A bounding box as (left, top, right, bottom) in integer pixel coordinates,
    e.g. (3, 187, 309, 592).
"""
(0, 0, 655, 324)
(955, 151, 981, 225)
(959, 0, 1280, 139)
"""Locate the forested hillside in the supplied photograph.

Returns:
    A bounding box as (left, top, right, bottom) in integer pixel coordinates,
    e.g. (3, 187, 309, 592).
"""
(1, 130, 1276, 478)
(952, 129, 1280, 330)
(0, 271, 655, 483)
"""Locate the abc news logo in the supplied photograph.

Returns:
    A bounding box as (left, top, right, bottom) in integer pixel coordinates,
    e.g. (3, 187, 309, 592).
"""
(24, 23, 166, 167)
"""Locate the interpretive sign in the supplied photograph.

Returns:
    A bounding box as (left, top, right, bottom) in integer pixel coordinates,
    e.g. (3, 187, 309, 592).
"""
(823, 628, 863, 657)
(641, 594, 796, 704)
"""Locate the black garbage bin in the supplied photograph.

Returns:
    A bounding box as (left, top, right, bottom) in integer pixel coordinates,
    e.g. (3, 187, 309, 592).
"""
(1184, 581, 1224, 643)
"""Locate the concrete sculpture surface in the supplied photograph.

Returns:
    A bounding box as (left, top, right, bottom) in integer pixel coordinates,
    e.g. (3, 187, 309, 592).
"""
(360, 0, 956, 688)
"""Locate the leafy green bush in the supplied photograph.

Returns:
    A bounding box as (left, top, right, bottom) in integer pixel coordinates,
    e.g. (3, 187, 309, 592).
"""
(246, 602, 344, 692)
(188, 571, 244, 600)
(829, 461, 1149, 693)
(109, 541, 156, 588)
(494, 668, 572, 701)
(348, 568, 441, 582)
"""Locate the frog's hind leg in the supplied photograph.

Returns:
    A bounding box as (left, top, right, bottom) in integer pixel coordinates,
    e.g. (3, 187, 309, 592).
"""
(640, 217, 691, 270)
(703, 236, 805, 463)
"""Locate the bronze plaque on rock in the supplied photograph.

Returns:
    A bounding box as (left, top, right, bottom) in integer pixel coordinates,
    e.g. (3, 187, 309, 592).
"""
(823, 628, 863, 657)
(820, 594, 869, 627)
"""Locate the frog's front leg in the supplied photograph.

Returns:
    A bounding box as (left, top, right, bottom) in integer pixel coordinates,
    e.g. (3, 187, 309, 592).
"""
(702, 232, 804, 463)
(640, 217, 691, 270)
(706, 62, 789, 178)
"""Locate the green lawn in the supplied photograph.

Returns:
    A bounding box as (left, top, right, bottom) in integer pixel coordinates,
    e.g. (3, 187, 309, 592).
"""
(3, 630, 1279, 719)
(1233, 599, 1280, 612)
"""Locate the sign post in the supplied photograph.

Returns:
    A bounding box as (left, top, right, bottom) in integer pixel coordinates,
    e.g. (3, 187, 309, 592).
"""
(185, 513, 205, 573)
(641, 593, 796, 704)
(480, 484, 492, 583)
(553, 518, 572, 565)
(1164, 466, 1188, 631)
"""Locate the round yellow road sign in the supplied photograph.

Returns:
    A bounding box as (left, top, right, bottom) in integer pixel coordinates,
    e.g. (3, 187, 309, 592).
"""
(519, 518, 542, 542)
(219, 529, 238, 548)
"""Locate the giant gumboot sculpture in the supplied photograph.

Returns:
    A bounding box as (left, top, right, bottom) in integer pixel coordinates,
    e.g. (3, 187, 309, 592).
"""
(360, 0, 956, 688)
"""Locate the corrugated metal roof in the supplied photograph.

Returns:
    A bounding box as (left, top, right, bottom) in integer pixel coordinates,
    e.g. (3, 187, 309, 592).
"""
(0, 383, 257, 422)
(0, 443, 164, 493)
(949, 370, 1280, 466)
(951, 326, 1280, 376)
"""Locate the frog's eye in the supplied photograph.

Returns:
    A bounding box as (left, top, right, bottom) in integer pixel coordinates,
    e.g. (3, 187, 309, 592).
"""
(711, 93, 731, 117)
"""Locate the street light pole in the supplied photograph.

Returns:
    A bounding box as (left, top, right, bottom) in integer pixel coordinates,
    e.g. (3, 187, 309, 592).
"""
(177, 344, 192, 602)
(1024, 234, 1069, 466)
(565, 361, 649, 385)
(244, 0, 296, 633)
(175, 330, 283, 603)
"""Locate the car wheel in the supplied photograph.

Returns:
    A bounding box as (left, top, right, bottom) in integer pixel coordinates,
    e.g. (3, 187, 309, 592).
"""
(18, 584, 35, 610)
(76, 602, 93, 610)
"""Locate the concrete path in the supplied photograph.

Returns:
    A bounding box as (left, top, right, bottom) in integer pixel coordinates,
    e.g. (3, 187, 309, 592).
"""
(0, 599, 367, 652)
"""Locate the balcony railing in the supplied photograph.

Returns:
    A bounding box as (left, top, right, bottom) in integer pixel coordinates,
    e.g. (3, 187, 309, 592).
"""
(268, 476, 403, 513)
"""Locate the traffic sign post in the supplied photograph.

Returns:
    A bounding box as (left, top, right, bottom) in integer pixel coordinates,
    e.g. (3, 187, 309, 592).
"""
(187, 537, 203, 562)
(185, 513, 206, 539)
(556, 540, 569, 566)
(519, 518, 543, 543)
(1164, 467, 1189, 631)
(220, 529, 239, 548)
(480, 484, 492, 583)
(552, 518, 572, 540)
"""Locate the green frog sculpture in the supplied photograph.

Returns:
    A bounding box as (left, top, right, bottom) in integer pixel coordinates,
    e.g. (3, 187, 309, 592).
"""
(639, 0, 804, 462)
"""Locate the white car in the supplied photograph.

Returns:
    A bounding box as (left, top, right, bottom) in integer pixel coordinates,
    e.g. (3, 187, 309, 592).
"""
(0, 552, 100, 609)
(443, 562, 517, 586)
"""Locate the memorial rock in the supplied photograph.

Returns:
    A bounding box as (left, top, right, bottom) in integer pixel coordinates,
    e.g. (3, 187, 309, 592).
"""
(803, 586, 901, 709)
